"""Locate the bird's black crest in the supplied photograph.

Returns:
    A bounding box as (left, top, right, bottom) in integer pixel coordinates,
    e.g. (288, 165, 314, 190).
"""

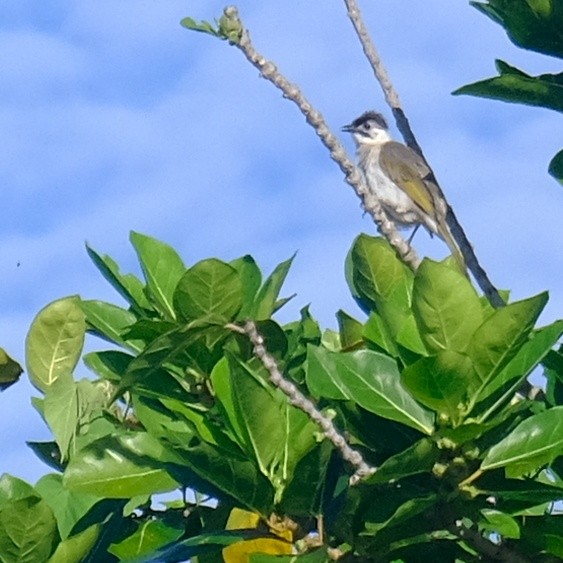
(351, 111, 388, 130)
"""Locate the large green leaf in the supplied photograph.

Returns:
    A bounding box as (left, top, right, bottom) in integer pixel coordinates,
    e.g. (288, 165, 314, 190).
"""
(130, 231, 186, 320)
(86, 243, 152, 313)
(44, 373, 79, 462)
(412, 259, 483, 354)
(345, 234, 412, 313)
(0, 474, 37, 507)
(481, 406, 563, 476)
(306, 346, 434, 434)
(83, 350, 134, 382)
(252, 255, 295, 320)
(0, 496, 57, 563)
(80, 300, 141, 352)
(35, 474, 100, 540)
(25, 296, 86, 392)
(47, 523, 100, 563)
(401, 351, 474, 424)
(173, 258, 243, 321)
(467, 292, 548, 401)
(108, 519, 183, 559)
(469, 1, 563, 57)
(476, 320, 563, 405)
(454, 60, 563, 112)
(230, 255, 262, 318)
(63, 432, 180, 498)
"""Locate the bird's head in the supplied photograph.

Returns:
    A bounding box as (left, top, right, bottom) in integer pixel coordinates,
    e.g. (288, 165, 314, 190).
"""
(342, 111, 392, 146)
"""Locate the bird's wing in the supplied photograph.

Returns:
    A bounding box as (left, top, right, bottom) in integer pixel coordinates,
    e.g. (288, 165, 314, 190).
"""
(379, 142, 435, 216)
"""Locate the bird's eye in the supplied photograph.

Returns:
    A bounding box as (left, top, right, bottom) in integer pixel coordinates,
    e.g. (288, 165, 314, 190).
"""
(363, 122, 371, 130)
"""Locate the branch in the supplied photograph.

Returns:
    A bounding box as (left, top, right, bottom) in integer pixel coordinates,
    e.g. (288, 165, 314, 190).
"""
(231, 321, 376, 485)
(199, 6, 420, 270)
(343, 0, 505, 309)
(450, 520, 531, 563)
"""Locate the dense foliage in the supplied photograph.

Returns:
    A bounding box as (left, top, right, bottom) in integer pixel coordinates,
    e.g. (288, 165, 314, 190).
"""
(0, 232, 561, 561)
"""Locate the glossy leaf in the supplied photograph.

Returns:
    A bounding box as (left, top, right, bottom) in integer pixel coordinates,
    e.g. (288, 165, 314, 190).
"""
(468, 292, 548, 398)
(412, 259, 482, 353)
(480, 509, 520, 539)
(401, 351, 474, 423)
(253, 254, 295, 320)
(477, 320, 563, 402)
(0, 496, 57, 563)
(230, 255, 262, 317)
(469, 1, 563, 57)
(47, 523, 100, 563)
(44, 373, 79, 461)
(80, 300, 141, 352)
(345, 234, 412, 313)
(36, 473, 100, 540)
(83, 350, 134, 382)
(173, 258, 243, 321)
(454, 61, 563, 112)
(25, 296, 86, 392)
(86, 243, 151, 313)
(306, 346, 434, 434)
(108, 519, 183, 559)
(336, 309, 364, 350)
(482, 406, 563, 475)
(64, 432, 180, 498)
(0, 474, 37, 506)
(130, 231, 186, 320)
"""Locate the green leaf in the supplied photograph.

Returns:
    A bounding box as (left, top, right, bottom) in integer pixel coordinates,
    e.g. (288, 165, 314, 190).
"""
(130, 231, 186, 320)
(467, 292, 548, 401)
(25, 296, 86, 392)
(412, 259, 483, 353)
(44, 373, 79, 462)
(345, 234, 413, 313)
(365, 438, 440, 484)
(479, 509, 520, 539)
(47, 523, 100, 563)
(108, 519, 183, 559)
(26, 442, 64, 472)
(180, 17, 220, 37)
(401, 351, 474, 424)
(469, 1, 563, 57)
(63, 432, 180, 498)
(253, 255, 295, 320)
(0, 474, 37, 507)
(477, 320, 563, 403)
(306, 346, 434, 434)
(481, 406, 563, 476)
(86, 243, 152, 313)
(549, 149, 563, 184)
(173, 258, 243, 321)
(336, 310, 364, 350)
(83, 350, 134, 382)
(80, 300, 141, 352)
(0, 348, 23, 391)
(35, 474, 100, 540)
(453, 62, 563, 112)
(230, 255, 262, 318)
(0, 496, 57, 563)
(363, 312, 400, 357)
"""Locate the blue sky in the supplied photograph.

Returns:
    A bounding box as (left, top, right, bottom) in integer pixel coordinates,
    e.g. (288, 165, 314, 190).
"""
(1, 1, 562, 484)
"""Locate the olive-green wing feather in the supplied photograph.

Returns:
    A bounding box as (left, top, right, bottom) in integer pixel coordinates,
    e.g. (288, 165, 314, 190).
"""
(379, 142, 435, 216)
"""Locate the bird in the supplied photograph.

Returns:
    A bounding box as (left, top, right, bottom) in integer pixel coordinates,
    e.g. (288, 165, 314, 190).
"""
(342, 111, 465, 273)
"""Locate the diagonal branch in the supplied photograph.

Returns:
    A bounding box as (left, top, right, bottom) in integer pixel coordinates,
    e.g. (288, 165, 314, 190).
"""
(213, 6, 420, 270)
(343, 0, 505, 309)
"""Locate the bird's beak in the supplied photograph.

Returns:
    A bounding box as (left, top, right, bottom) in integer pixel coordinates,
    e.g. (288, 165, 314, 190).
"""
(341, 123, 355, 133)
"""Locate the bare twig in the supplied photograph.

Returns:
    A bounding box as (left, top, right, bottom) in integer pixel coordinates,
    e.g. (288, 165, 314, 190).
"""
(231, 321, 376, 485)
(219, 6, 419, 270)
(343, 0, 505, 308)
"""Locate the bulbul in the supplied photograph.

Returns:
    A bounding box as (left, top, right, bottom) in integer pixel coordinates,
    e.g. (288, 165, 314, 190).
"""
(342, 111, 465, 272)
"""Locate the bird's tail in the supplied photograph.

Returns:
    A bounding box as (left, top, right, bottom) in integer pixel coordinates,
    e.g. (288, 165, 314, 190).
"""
(438, 219, 467, 276)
